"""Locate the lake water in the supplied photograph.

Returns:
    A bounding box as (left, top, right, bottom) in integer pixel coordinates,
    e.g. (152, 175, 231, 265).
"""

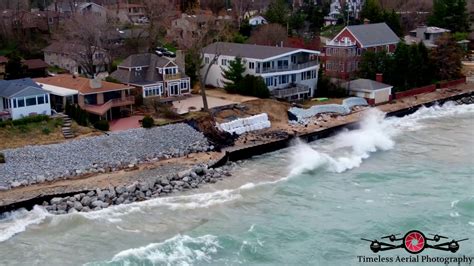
(0, 102, 473, 266)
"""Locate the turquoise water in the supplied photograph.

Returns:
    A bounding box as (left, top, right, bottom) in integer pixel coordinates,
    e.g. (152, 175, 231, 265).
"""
(0, 103, 473, 265)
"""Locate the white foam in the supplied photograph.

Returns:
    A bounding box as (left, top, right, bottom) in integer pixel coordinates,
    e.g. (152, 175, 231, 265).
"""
(289, 103, 474, 175)
(108, 234, 220, 265)
(0, 206, 50, 242)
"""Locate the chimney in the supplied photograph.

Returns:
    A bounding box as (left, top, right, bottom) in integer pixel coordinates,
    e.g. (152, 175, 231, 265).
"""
(376, 73, 383, 83)
(89, 77, 102, 89)
(364, 18, 370, 25)
(175, 50, 185, 74)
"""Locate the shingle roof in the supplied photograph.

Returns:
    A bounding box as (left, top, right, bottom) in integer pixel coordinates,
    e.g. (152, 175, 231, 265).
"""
(346, 23, 400, 47)
(343, 78, 392, 92)
(111, 53, 176, 85)
(0, 78, 48, 98)
(43, 41, 87, 55)
(202, 42, 303, 60)
(22, 59, 50, 70)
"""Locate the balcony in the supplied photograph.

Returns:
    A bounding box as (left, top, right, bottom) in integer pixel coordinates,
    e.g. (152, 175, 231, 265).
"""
(272, 84, 311, 99)
(257, 60, 319, 74)
(163, 73, 183, 81)
(83, 96, 135, 116)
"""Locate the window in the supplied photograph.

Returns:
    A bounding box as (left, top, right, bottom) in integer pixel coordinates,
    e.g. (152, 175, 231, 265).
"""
(248, 62, 255, 69)
(13, 99, 16, 108)
(17, 98, 25, 107)
(38, 95, 45, 105)
(221, 59, 227, 66)
(144, 85, 162, 97)
(265, 77, 273, 86)
(205, 57, 210, 64)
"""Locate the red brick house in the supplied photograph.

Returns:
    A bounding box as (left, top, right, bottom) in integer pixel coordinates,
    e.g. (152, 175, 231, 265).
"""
(323, 23, 400, 80)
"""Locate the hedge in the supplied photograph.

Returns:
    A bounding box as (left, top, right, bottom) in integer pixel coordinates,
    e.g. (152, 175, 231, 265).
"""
(0, 114, 50, 128)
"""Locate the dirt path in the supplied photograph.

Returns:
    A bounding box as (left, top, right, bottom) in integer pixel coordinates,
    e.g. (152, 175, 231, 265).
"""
(0, 152, 223, 207)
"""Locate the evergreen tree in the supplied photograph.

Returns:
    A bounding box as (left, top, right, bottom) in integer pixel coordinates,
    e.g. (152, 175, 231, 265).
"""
(5, 52, 27, 80)
(358, 51, 390, 80)
(360, 0, 382, 23)
(431, 35, 464, 81)
(382, 10, 402, 36)
(428, 0, 469, 33)
(222, 57, 246, 93)
(240, 75, 270, 98)
(265, 0, 290, 26)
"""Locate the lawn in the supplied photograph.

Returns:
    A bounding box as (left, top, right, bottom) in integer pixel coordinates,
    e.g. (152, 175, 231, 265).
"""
(0, 118, 97, 150)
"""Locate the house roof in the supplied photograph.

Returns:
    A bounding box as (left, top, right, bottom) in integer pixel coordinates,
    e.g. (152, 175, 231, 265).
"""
(0, 56, 7, 64)
(202, 42, 319, 60)
(111, 53, 179, 85)
(410, 26, 450, 34)
(35, 74, 131, 95)
(0, 78, 48, 98)
(343, 78, 392, 92)
(43, 41, 86, 55)
(344, 23, 400, 47)
(22, 59, 49, 70)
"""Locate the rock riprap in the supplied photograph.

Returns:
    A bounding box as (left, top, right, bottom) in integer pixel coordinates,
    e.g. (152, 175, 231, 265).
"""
(41, 163, 235, 214)
(0, 123, 211, 189)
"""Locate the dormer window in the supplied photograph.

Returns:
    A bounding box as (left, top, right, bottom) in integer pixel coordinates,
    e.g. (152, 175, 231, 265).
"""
(135, 67, 142, 71)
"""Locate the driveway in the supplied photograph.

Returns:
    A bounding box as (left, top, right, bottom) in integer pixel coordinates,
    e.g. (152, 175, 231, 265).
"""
(173, 95, 236, 114)
(109, 115, 144, 131)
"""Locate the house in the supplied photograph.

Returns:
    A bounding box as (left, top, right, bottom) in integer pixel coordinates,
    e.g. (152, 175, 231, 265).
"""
(22, 59, 50, 78)
(106, 3, 147, 24)
(324, 0, 341, 26)
(202, 42, 321, 100)
(342, 74, 393, 105)
(0, 78, 51, 120)
(324, 0, 364, 26)
(404, 26, 450, 48)
(43, 41, 108, 75)
(76, 2, 107, 23)
(167, 13, 231, 49)
(249, 15, 267, 26)
(35, 74, 134, 120)
(110, 53, 191, 100)
(0, 56, 7, 80)
(323, 22, 400, 80)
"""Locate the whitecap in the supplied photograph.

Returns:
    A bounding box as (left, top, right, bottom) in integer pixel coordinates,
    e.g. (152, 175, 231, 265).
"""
(0, 206, 50, 242)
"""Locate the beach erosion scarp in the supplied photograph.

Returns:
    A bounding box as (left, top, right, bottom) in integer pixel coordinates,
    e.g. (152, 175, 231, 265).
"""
(0, 83, 473, 214)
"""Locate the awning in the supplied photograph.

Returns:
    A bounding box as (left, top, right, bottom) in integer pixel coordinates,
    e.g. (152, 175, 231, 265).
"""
(38, 83, 78, 97)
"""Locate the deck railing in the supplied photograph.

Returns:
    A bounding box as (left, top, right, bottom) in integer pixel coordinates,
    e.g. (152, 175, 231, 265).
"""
(257, 60, 318, 74)
(272, 84, 310, 98)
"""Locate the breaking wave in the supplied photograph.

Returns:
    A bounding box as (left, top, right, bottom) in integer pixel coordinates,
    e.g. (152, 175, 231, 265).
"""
(87, 234, 221, 266)
(0, 206, 50, 243)
(289, 102, 474, 175)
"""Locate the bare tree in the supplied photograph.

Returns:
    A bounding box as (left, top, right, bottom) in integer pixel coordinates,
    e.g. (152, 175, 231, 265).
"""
(142, 0, 175, 50)
(57, 13, 111, 77)
(232, 0, 253, 28)
(247, 23, 288, 46)
(187, 20, 234, 112)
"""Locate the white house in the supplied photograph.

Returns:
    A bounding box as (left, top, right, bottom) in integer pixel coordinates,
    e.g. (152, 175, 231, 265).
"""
(343, 76, 393, 105)
(0, 78, 51, 120)
(202, 42, 321, 101)
(249, 15, 267, 26)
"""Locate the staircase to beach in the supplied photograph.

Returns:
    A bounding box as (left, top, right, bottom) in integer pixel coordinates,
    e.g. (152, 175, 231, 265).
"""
(54, 113, 75, 139)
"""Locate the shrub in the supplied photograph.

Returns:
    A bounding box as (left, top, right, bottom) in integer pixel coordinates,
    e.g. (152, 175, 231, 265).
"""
(142, 115, 155, 128)
(41, 127, 51, 135)
(105, 76, 121, 83)
(0, 114, 50, 127)
(18, 124, 29, 133)
(93, 120, 110, 131)
(239, 75, 270, 98)
(0, 153, 4, 163)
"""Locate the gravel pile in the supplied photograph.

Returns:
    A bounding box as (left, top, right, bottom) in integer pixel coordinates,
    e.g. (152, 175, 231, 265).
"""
(0, 123, 211, 189)
(41, 163, 236, 214)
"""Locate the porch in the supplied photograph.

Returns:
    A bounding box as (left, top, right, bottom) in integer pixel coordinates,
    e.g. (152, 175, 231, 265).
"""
(83, 96, 135, 117)
(271, 84, 311, 101)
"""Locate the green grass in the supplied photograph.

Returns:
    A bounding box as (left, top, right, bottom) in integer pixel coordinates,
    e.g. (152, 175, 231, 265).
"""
(320, 24, 345, 38)
(163, 43, 177, 53)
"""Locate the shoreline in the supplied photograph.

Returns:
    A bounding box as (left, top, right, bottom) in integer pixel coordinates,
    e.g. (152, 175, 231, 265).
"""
(0, 85, 473, 213)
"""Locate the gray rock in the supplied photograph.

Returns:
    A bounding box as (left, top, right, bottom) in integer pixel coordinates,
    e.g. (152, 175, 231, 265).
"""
(36, 175, 45, 183)
(74, 201, 83, 211)
(91, 200, 104, 208)
(126, 183, 137, 193)
(50, 197, 63, 205)
(82, 206, 91, 212)
(137, 182, 149, 192)
(81, 196, 92, 206)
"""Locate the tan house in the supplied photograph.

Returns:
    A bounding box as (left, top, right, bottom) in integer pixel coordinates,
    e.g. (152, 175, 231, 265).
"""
(106, 3, 146, 24)
(35, 74, 135, 120)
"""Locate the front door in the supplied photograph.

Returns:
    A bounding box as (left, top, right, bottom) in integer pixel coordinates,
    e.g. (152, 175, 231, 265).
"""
(169, 83, 179, 96)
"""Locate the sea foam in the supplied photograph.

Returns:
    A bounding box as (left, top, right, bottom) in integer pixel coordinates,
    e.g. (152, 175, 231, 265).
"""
(0, 206, 50, 242)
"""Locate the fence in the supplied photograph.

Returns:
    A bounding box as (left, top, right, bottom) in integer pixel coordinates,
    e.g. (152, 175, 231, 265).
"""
(437, 77, 467, 88)
(394, 84, 436, 99)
